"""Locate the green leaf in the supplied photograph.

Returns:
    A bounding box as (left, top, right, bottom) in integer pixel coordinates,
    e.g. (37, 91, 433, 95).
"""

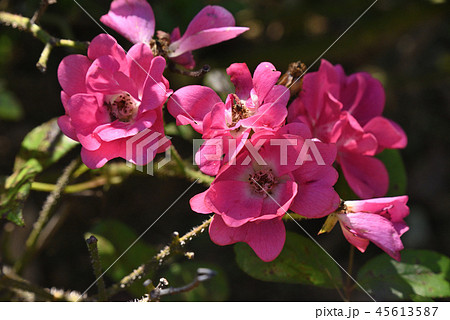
(357, 250, 450, 300)
(0, 88, 23, 121)
(234, 231, 343, 288)
(0, 118, 79, 225)
(163, 262, 230, 302)
(409, 294, 434, 302)
(375, 149, 407, 196)
(14, 118, 79, 171)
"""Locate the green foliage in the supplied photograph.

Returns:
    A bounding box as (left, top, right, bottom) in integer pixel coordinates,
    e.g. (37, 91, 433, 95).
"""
(0, 86, 23, 121)
(87, 219, 157, 297)
(375, 149, 407, 196)
(357, 250, 450, 300)
(234, 231, 343, 288)
(162, 262, 230, 301)
(0, 118, 78, 226)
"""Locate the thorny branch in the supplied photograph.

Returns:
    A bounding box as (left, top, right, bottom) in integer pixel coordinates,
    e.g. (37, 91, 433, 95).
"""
(101, 217, 213, 300)
(0, 11, 89, 72)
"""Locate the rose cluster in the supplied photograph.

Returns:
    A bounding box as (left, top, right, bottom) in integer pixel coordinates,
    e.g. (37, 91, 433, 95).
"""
(58, 0, 409, 262)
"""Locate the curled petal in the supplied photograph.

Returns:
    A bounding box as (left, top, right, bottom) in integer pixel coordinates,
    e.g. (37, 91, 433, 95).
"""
(339, 152, 389, 199)
(209, 215, 286, 262)
(100, 0, 155, 44)
(253, 62, 281, 103)
(58, 55, 91, 96)
(167, 85, 222, 133)
(169, 27, 248, 57)
(227, 63, 253, 100)
(364, 116, 407, 151)
(339, 213, 404, 261)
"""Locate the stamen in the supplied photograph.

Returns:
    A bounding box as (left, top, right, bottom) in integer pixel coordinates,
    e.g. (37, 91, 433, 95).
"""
(228, 94, 251, 127)
(248, 168, 278, 196)
(106, 93, 139, 122)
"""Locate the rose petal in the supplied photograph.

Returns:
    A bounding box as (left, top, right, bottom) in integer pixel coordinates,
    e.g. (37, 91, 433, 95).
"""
(100, 0, 155, 44)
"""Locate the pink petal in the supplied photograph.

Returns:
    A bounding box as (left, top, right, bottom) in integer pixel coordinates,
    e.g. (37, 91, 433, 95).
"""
(195, 136, 227, 176)
(209, 215, 286, 262)
(241, 101, 287, 130)
(87, 34, 128, 72)
(205, 180, 263, 227)
(289, 181, 340, 218)
(58, 54, 91, 96)
(96, 110, 157, 142)
(67, 94, 109, 134)
(190, 190, 213, 214)
(100, 0, 155, 44)
(252, 62, 281, 103)
(341, 72, 384, 126)
(227, 63, 253, 100)
(339, 222, 370, 253)
(77, 132, 102, 151)
(169, 27, 195, 69)
(277, 122, 312, 139)
(80, 138, 126, 169)
(337, 113, 378, 156)
(168, 27, 249, 57)
(126, 43, 154, 96)
(201, 102, 230, 138)
(140, 56, 169, 112)
(298, 59, 342, 120)
(339, 152, 389, 199)
(57, 116, 78, 142)
(259, 179, 298, 220)
(85, 55, 121, 94)
(339, 213, 404, 261)
(364, 116, 407, 151)
(183, 6, 237, 38)
(167, 85, 222, 133)
(346, 196, 410, 235)
(123, 128, 170, 166)
(170, 51, 196, 70)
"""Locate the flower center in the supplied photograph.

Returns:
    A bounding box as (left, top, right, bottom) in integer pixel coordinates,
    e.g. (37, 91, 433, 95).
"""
(248, 168, 278, 196)
(150, 31, 171, 58)
(229, 94, 251, 127)
(107, 93, 139, 123)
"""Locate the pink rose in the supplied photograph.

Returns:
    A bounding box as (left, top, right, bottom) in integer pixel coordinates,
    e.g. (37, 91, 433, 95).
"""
(58, 34, 171, 168)
(288, 59, 407, 198)
(190, 123, 340, 261)
(168, 62, 290, 175)
(338, 196, 409, 261)
(101, 0, 248, 69)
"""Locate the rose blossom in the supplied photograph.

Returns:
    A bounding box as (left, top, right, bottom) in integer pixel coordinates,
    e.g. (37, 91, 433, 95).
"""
(190, 123, 340, 261)
(101, 0, 248, 69)
(57, 34, 171, 168)
(337, 196, 409, 261)
(288, 59, 407, 199)
(168, 62, 290, 175)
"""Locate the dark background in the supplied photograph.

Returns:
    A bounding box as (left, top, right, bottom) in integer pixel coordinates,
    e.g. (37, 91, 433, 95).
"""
(0, 0, 449, 301)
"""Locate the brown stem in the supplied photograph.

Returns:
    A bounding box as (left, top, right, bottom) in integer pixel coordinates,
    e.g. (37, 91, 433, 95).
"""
(102, 217, 212, 299)
(30, 0, 57, 25)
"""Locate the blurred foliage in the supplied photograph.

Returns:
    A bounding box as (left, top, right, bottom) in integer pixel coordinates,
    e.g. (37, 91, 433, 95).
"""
(235, 231, 343, 288)
(358, 249, 450, 300)
(87, 219, 157, 298)
(0, 118, 78, 226)
(162, 261, 230, 301)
